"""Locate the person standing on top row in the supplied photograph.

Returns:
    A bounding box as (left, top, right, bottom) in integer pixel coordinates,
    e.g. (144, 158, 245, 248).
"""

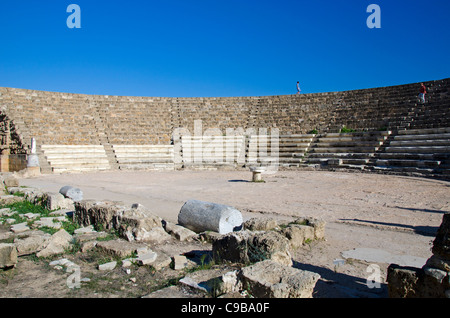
(296, 81, 301, 95)
(419, 82, 427, 103)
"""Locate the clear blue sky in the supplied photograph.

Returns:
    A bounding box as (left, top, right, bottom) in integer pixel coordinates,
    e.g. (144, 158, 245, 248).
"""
(1, 0, 449, 97)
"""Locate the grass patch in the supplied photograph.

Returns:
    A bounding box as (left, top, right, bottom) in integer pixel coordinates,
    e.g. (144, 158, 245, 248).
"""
(340, 126, 357, 133)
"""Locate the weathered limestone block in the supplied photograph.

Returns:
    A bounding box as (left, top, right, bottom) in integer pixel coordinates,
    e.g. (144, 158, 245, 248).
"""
(74, 200, 164, 242)
(96, 239, 147, 258)
(74, 200, 125, 230)
(243, 217, 278, 231)
(0, 194, 24, 205)
(212, 230, 252, 264)
(98, 261, 117, 271)
(212, 230, 292, 266)
(291, 217, 326, 240)
(163, 220, 197, 241)
(59, 186, 83, 202)
(248, 230, 293, 266)
(178, 199, 243, 234)
(173, 255, 189, 270)
(36, 229, 73, 258)
(14, 231, 51, 256)
(3, 176, 19, 188)
(280, 224, 315, 249)
(0, 243, 18, 268)
(239, 260, 321, 298)
(115, 206, 164, 242)
(43, 192, 74, 211)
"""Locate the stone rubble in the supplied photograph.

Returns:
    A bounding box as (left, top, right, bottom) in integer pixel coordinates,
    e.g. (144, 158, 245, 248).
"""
(1, 180, 326, 298)
(387, 212, 450, 298)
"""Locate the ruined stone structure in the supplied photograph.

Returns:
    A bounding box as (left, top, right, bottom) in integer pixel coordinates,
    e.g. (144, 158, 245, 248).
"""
(387, 213, 450, 298)
(0, 78, 449, 176)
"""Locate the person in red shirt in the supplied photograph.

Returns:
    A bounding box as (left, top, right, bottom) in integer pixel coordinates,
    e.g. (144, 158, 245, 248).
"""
(419, 83, 427, 103)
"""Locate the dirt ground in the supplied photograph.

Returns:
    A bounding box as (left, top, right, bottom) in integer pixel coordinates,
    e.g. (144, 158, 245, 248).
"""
(4, 169, 450, 298)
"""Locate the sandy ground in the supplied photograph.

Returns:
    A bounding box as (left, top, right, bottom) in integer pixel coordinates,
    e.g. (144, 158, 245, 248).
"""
(17, 169, 450, 297)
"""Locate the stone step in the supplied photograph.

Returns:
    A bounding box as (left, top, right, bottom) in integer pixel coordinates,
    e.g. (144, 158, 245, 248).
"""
(310, 147, 378, 153)
(376, 153, 441, 160)
(394, 133, 450, 141)
(373, 165, 436, 174)
(390, 139, 450, 147)
(397, 127, 450, 135)
(375, 159, 441, 168)
(48, 159, 110, 166)
(315, 141, 383, 147)
(308, 152, 375, 159)
(385, 146, 450, 153)
(119, 163, 174, 170)
(53, 166, 111, 173)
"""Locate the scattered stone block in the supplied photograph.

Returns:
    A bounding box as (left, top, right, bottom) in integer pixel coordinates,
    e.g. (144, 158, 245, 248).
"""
(49, 208, 74, 217)
(179, 276, 208, 293)
(152, 253, 172, 270)
(387, 264, 424, 298)
(178, 199, 243, 234)
(59, 186, 83, 202)
(292, 217, 326, 240)
(212, 230, 292, 266)
(74, 200, 163, 242)
(121, 258, 135, 268)
(163, 221, 197, 241)
(36, 229, 73, 258)
(44, 192, 74, 211)
(22, 189, 45, 205)
(14, 231, 51, 256)
(49, 258, 71, 267)
(10, 222, 30, 233)
(74, 225, 96, 234)
(239, 260, 320, 298)
(0, 208, 12, 216)
(33, 216, 65, 229)
(173, 255, 189, 270)
(73, 231, 108, 244)
(0, 195, 24, 205)
(135, 226, 171, 244)
(23, 213, 40, 220)
(248, 230, 293, 266)
(96, 239, 146, 258)
(0, 243, 18, 268)
(98, 261, 117, 271)
(243, 217, 278, 231)
(137, 251, 158, 266)
(3, 176, 19, 188)
(280, 224, 315, 249)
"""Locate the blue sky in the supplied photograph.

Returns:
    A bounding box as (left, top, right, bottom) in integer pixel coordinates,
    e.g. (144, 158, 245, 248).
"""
(1, 0, 449, 97)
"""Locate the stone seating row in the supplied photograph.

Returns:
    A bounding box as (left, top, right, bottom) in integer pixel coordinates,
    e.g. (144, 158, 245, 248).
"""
(374, 128, 450, 174)
(112, 145, 175, 170)
(41, 145, 111, 173)
(304, 131, 391, 169)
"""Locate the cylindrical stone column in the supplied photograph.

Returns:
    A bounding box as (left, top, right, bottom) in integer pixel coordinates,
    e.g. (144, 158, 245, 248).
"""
(59, 185, 84, 202)
(178, 199, 243, 234)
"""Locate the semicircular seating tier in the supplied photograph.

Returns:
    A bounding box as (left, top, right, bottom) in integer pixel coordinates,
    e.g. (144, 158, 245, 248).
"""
(0, 78, 448, 177)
